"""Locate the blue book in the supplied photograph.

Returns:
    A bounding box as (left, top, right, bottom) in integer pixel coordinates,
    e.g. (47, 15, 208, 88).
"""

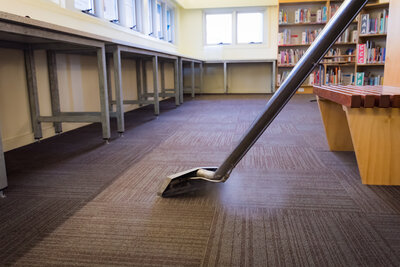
(322, 7, 327, 22)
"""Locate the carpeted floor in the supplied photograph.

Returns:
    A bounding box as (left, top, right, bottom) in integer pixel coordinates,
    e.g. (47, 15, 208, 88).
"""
(1, 94, 400, 266)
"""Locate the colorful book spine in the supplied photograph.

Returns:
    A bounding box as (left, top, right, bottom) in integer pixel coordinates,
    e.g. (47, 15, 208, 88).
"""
(357, 44, 366, 64)
(356, 72, 365, 86)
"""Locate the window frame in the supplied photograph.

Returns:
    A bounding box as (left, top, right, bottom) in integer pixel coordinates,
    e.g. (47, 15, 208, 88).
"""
(205, 12, 233, 45)
(166, 6, 175, 43)
(203, 7, 267, 47)
(103, 0, 119, 23)
(148, 0, 176, 43)
(120, 0, 143, 32)
(72, 0, 96, 15)
(236, 11, 264, 44)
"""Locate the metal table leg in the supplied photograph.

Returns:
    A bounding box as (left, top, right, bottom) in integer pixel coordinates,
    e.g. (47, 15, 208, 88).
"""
(96, 46, 111, 140)
(0, 125, 7, 196)
(47, 51, 63, 134)
(161, 61, 165, 96)
(24, 46, 43, 140)
(142, 59, 148, 100)
(152, 56, 160, 115)
(179, 58, 183, 104)
(272, 60, 276, 93)
(136, 59, 143, 104)
(200, 62, 204, 95)
(174, 59, 180, 106)
(191, 61, 195, 98)
(223, 62, 227, 94)
(106, 54, 113, 113)
(112, 46, 125, 134)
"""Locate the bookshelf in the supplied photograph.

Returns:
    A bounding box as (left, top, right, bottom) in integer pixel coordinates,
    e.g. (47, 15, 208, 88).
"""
(276, 0, 390, 93)
(356, 1, 389, 86)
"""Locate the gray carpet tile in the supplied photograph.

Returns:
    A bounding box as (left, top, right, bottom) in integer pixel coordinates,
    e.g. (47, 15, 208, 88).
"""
(1, 95, 400, 266)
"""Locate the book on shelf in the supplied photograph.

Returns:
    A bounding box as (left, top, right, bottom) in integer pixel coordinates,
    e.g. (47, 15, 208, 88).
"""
(360, 10, 389, 35)
(356, 72, 365, 86)
(323, 48, 355, 63)
(351, 30, 358, 43)
(301, 32, 307, 44)
(277, 71, 290, 86)
(278, 29, 291, 45)
(317, 9, 322, 23)
(342, 73, 355, 85)
(280, 7, 326, 24)
(366, 75, 383, 85)
(322, 6, 328, 22)
(316, 7, 328, 23)
(278, 69, 321, 86)
(278, 49, 306, 65)
(279, 10, 288, 24)
(357, 44, 367, 64)
(358, 41, 386, 64)
(325, 67, 341, 85)
(360, 14, 369, 34)
(308, 69, 321, 85)
(324, 67, 354, 85)
(330, 4, 340, 19)
(301, 29, 322, 44)
(356, 72, 384, 86)
(294, 8, 312, 24)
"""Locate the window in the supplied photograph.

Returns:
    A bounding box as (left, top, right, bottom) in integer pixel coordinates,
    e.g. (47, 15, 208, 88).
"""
(104, 0, 118, 22)
(74, 0, 94, 14)
(124, 0, 142, 31)
(156, 2, 164, 39)
(205, 9, 265, 46)
(148, 0, 155, 36)
(237, 12, 263, 44)
(206, 14, 232, 45)
(166, 7, 174, 43)
(148, 0, 175, 42)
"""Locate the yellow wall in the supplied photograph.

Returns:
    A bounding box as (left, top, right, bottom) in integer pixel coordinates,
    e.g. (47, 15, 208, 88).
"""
(178, 6, 278, 61)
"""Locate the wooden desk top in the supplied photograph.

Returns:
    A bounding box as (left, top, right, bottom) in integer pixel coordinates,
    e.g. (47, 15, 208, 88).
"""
(313, 85, 400, 108)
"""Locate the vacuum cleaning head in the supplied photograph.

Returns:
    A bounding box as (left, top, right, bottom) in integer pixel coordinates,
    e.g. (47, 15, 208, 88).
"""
(158, 167, 221, 197)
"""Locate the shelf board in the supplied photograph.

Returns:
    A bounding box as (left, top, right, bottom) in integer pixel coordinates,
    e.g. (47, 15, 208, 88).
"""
(357, 63, 385, 67)
(279, 44, 311, 47)
(359, 33, 387, 38)
(279, 22, 326, 27)
(322, 62, 356, 66)
(279, 0, 328, 5)
(278, 64, 296, 67)
(276, 84, 314, 88)
(364, 2, 389, 9)
(333, 42, 357, 46)
(324, 55, 355, 58)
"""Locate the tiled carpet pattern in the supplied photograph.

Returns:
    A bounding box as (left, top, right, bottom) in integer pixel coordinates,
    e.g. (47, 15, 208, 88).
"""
(1, 95, 400, 266)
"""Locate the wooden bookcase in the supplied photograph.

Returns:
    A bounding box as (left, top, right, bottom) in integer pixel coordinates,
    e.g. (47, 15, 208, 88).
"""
(276, 0, 389, 94)
(356, 1, 389, 86)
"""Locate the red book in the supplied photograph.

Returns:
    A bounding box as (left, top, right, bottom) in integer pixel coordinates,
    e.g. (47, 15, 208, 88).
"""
(357, 44, 366, 64)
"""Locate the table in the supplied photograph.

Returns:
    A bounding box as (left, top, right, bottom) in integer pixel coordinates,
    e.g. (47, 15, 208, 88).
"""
(181, 58, 204, 102)
(204, 59, 277, 94)
(0, 11, 203, 195)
